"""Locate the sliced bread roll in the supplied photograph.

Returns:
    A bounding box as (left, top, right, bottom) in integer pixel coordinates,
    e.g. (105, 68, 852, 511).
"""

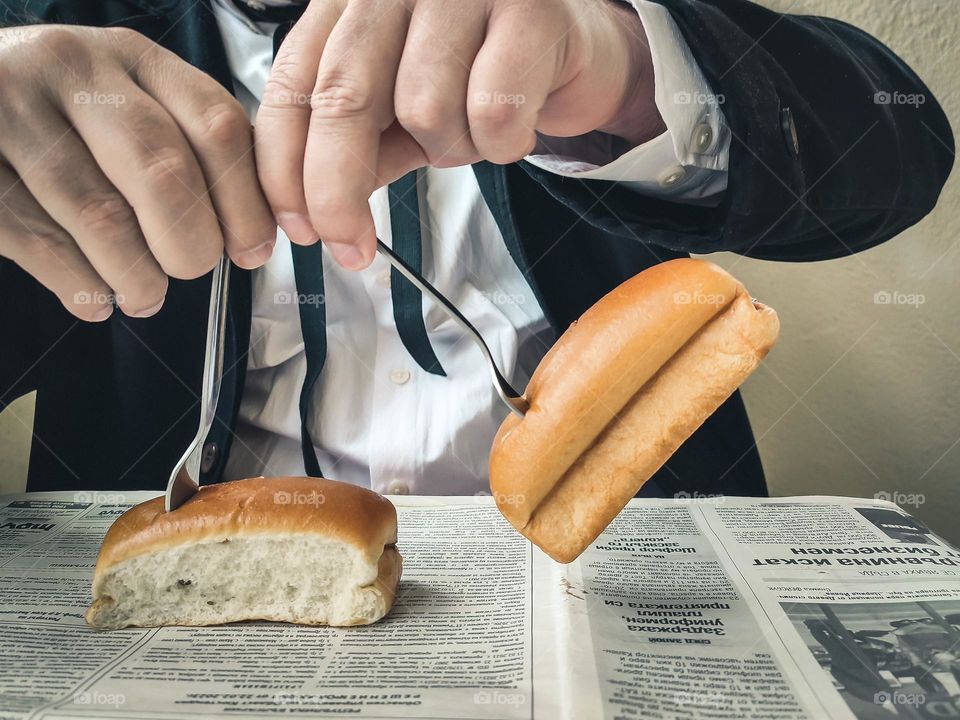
(86, 477, 401, 629)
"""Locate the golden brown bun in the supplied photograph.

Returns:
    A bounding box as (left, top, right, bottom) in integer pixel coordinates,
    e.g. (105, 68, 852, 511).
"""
(489, 259, 779, 563)
(87, 477, 400, 628)
(94, 476, 398, 572)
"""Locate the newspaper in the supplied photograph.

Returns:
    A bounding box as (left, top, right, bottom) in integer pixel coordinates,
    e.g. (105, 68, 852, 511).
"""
(1, 491, 959, 720)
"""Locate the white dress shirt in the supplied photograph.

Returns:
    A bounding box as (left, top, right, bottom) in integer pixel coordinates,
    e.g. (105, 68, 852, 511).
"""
(213, 0, 730, 495)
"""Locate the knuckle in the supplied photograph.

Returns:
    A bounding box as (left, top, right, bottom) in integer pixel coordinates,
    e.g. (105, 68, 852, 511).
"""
(311, 72, 374, 118)
(140, 146, 199, 191)
(197, 101, 251, 148)
(0, 91, 37, 127)
(33, 26, 91, 62)
(469, 98, 522, 133)
(262, 61, 310, 108)
(395, 93, 447, 137)
(77, 193, 138, 237)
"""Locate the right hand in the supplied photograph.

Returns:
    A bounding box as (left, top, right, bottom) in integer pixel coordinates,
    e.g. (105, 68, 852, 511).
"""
(0, 25, 276, 321)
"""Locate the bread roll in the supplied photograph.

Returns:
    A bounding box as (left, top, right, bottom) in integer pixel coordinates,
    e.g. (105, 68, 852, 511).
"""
(489, 259, 779, 563)
(86, 477, 401, 629)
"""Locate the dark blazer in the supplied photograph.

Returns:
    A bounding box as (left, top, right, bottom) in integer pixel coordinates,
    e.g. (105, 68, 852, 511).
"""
(0, 0, 953, 496)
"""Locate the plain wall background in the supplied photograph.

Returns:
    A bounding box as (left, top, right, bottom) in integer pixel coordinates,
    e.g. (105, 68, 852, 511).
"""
(1, 0, 957, 541)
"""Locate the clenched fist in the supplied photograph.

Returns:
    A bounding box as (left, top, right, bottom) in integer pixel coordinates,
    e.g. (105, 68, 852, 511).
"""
(0, 26, 275, 321)
(257, 0, 662, 269)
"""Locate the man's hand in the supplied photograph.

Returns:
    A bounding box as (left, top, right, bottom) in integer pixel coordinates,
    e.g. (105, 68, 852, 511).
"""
(257, 0, 662, 270)
(0, 25, 276, 321)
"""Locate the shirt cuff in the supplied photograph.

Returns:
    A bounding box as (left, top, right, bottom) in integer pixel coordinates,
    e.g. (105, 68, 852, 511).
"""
(524, 0, 730, 202)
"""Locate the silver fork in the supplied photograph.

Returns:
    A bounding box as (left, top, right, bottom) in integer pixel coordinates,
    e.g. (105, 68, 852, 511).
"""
(376, 239, 528, 418)
(164, 255, 231, 511)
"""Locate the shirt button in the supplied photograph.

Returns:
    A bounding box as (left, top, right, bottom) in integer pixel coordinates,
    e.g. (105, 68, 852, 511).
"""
(658, 166, 687, 188)
(385, 479, 410, 495)
(692, 122, 713, 153)
(390, 368, 411, 385)
(376, 270, 391, 289)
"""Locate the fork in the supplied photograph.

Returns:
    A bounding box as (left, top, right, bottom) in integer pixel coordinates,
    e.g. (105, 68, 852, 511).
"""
(376, 239, 529, 418)
(164, 255, 231, 512)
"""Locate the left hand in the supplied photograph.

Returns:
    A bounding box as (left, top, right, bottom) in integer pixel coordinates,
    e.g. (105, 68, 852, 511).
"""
(256, 0, 663, 270)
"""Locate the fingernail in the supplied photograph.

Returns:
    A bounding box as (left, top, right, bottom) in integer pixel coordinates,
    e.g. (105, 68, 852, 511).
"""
(277, 212, 319, 245)
(131, 298, 165, 318)
(327, 241, 365, 270)
(234, 241, 275, 269)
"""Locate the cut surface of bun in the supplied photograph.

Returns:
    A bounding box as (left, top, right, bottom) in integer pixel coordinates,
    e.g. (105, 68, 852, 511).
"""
(86, 477, 401, 629)
(489, 259, 779, 563)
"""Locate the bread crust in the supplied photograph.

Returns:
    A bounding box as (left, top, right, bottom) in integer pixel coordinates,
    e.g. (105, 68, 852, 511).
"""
(489, 259, 779, 562)
(92, 476, 398, 590)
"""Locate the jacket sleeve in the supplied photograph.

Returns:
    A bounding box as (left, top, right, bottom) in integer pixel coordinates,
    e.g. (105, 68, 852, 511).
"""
(519, 0, 954, 261)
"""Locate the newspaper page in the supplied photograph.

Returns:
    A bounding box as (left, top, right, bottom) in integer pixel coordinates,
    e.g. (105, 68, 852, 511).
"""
(0, 493, 551, 720)
(695, 496, 960, 720)
(556, 501, 819, 720)
(2, 492, 958, 720)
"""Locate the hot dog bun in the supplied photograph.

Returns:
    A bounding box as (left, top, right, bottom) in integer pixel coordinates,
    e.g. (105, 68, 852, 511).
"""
(489, 259, 779, 563)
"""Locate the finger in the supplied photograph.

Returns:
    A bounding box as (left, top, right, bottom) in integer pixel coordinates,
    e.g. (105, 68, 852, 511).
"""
(375, 120, 429, 188)
(468, 5, 565, 163)
(256, 2, 342, 248)
(0, 99, 168, 318)
(304, 0, 411, 270)
(132, 42, 277, 269)
(394, 0, 483, 167)
(60, 74, 224, 281)
(0, 162, 115, 322)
